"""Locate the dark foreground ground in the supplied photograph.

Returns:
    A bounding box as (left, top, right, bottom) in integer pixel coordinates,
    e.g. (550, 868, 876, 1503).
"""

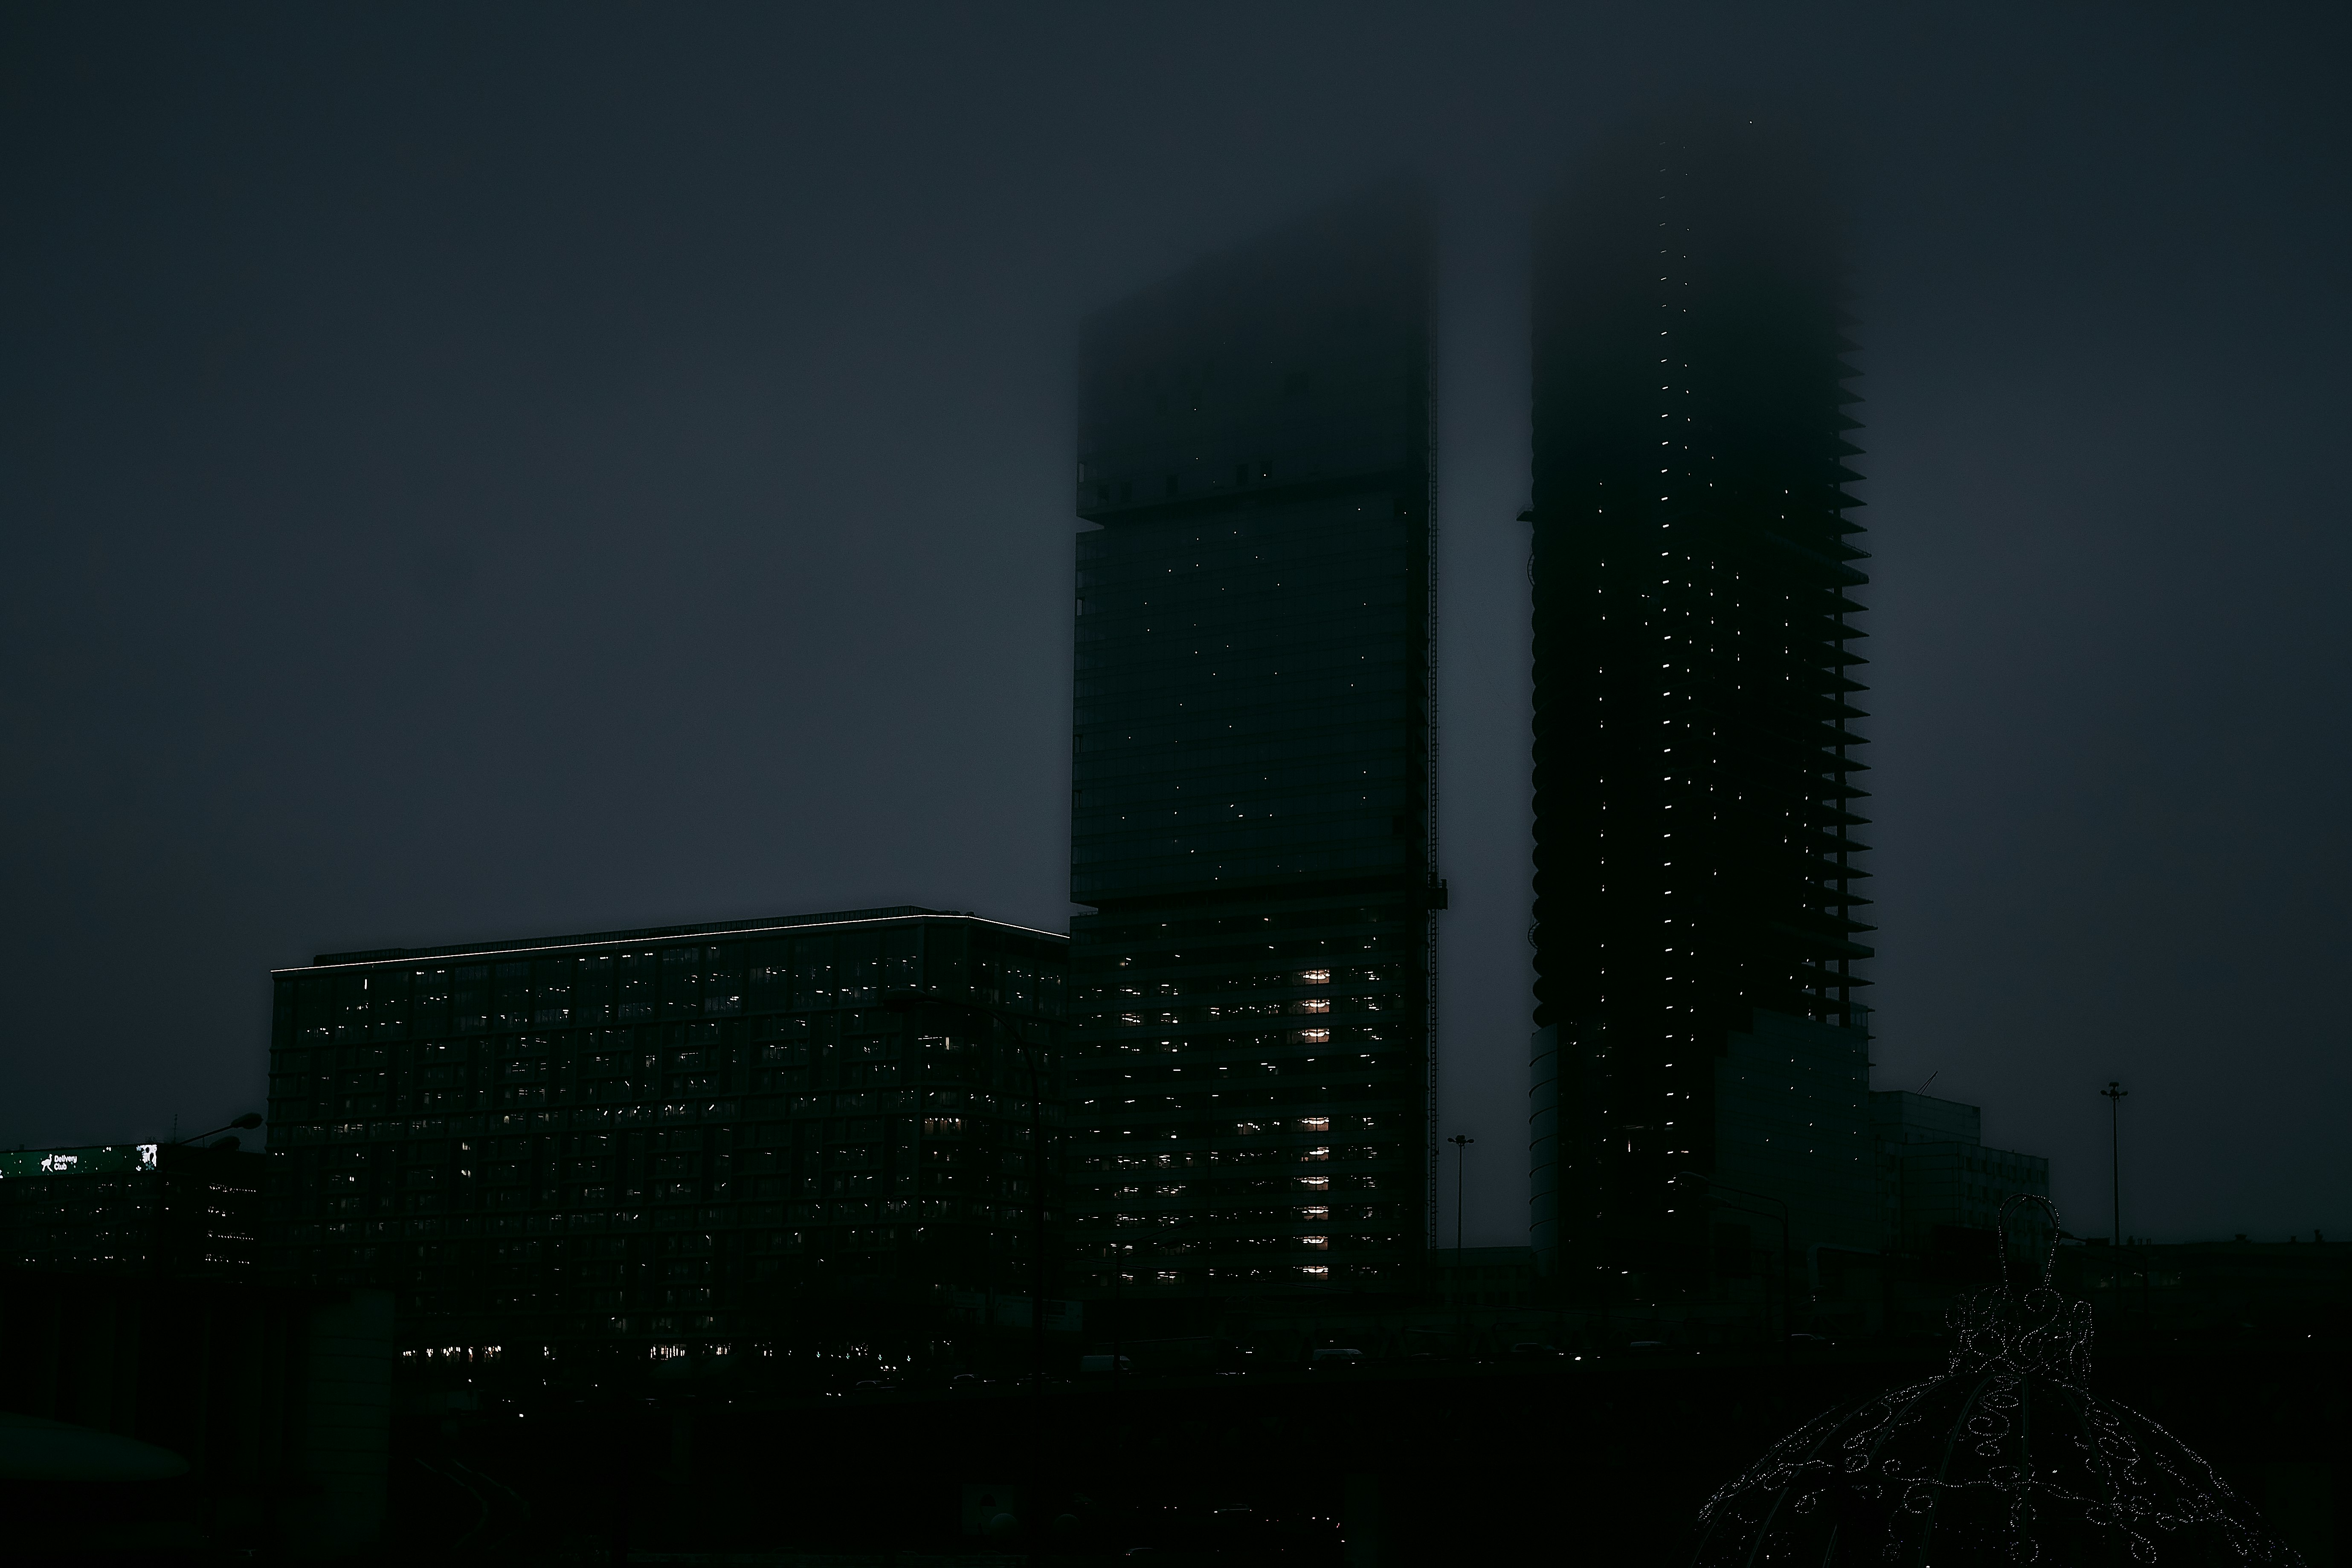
(386, 1333, 2348, 1566)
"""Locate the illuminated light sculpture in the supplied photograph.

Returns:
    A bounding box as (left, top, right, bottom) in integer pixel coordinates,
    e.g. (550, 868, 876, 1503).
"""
(1691, 1197, 2305, 1566)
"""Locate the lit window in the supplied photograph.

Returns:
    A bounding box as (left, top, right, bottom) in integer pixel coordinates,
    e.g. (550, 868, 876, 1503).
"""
(1300, 1264, 1330, 1279)
(1301, 1235, 1329, 1250)
(1301, 1205, 1329, 1219)
(1302, 1116, 1331, 1132)
(1298, 969, 1331, 985)
(1295, 998, 1331, 1014)
(1303, 1147, 1330, 1162)
(1299, 1176, 1329, 1191)
(1299, 1029, 1331, 1044)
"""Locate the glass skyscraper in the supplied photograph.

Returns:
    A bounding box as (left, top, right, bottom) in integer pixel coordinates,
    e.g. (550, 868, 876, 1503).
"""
(1063, 186, 1439, 1306)
(1527, 122, 1876, 1283)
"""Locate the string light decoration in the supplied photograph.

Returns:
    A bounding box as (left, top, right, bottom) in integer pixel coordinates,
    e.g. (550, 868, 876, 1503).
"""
(1691, 1196, 2305, 1565)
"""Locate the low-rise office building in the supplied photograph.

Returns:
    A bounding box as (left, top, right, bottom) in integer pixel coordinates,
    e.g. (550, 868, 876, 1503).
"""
(0, 1141, 263, 1275)
(266, 906, 1065, 1354)
(1870, 1090, 2049, 1255)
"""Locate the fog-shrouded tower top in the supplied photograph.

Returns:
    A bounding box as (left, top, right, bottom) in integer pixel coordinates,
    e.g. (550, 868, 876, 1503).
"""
(1065, 183, 1441, 1312)
(1528, 119, 1874, 1281)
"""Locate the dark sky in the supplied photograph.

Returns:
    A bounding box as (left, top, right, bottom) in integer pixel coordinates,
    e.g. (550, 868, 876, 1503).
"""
(6, 3, 2347, 1245)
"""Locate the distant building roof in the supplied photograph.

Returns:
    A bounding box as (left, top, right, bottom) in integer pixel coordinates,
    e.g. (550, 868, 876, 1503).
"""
(295, 906, 1064, 971)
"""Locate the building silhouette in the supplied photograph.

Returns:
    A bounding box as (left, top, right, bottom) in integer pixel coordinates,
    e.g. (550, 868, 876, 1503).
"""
(1527, 120, 1874, 1286)
(265, 906, 1064, 1353)
(1064, 185, 1440, 1306)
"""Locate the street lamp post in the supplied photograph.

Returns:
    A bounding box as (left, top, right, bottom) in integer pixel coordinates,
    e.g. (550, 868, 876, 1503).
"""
(176, 1112, 263, 1148)
(2102, 1081, 2129, 1246)
(1672, 1171, 1791, 1359)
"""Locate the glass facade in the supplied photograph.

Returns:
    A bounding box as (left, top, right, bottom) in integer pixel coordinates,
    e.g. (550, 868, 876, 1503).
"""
(1064, 186, 1438, 1301)
(1871, 1091, 2051, 1255)
(266, 907, 1065, 1349)
(1528, 120, 1871, 1277)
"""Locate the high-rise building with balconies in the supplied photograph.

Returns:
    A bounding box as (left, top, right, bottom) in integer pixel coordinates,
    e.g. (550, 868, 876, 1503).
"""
(1527, 120, 1876, 1284)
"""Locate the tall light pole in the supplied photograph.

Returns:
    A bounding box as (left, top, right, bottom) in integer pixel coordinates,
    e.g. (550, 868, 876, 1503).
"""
(2103, 1081, 2129, 1246)
(1447, 1134, 1473, 1348)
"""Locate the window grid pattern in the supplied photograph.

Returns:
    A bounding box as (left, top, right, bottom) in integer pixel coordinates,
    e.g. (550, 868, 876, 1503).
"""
(267, 913, 1064, 1346)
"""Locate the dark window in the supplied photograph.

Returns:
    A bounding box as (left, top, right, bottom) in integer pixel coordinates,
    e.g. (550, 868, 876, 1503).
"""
(367, 971, 411, 1040)
(660, 949, 702, 1018)
(412, 968, 453, 1036)
(533, 958, 572, 1026)
(748, 942, 790, 1013)
(619, 952, 658, 1021)
(453, 967, 490, 1034)
(494, 962, 531, 1030)
(573, 956, 615, 1024)
(704, 945, 746, 1016)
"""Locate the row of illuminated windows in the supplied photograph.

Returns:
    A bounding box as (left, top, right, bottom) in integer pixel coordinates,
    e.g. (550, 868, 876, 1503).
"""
(1074, 1030, 1414, 1065)
(1083, 1142, 1395, 1180)
(289, 1169, 1030, 1218)
(1090, 998, 1397, 1030)
(1070, 675, 1421, 733)
(269, 1083, 1024, 1147)
(277, 1117, 1026, 1173)
(277, 941, 1058, 1043)
(273, 1026, 1037, 1087)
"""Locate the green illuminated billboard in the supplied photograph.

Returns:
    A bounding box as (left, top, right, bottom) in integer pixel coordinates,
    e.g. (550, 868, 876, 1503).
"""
(0, 1145, 158, 1180)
